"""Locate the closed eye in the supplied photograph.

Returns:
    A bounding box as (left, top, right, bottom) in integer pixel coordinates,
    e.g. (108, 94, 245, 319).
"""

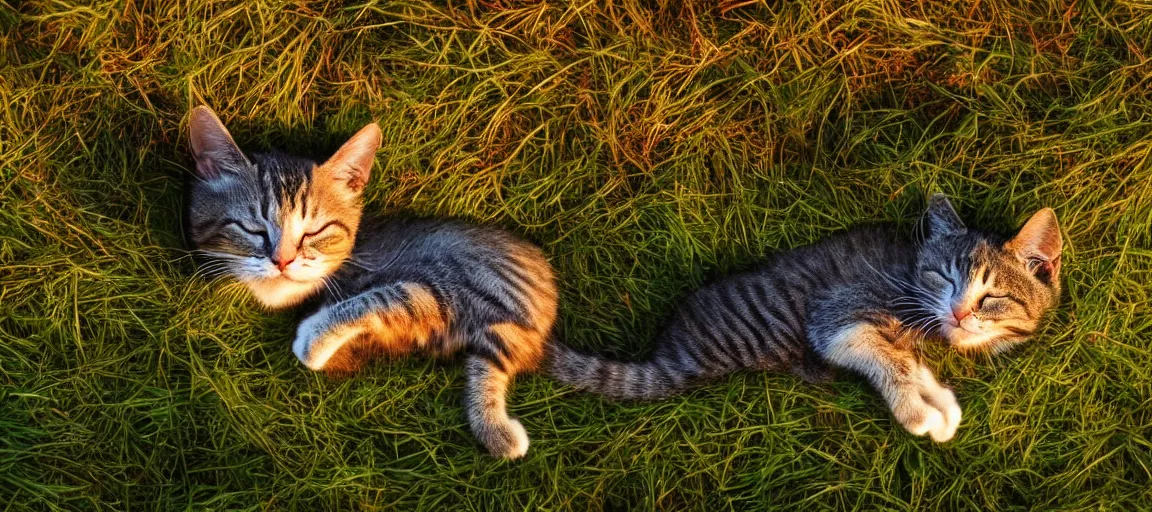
(226, 220, 267, 237)
(304, 220, 350, 239)
(923, 269, 955, 286)
(301, 220, 351, 250)
(224, 220, 271, 252)
(979, 293, 1026, 309)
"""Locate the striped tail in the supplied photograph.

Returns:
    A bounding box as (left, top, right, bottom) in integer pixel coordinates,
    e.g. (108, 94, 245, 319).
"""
(546, 343, 695, 400)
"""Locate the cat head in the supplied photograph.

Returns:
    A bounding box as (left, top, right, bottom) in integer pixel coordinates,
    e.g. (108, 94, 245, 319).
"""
(186, 106, 381, 309)
(914, 194, 1063, 353)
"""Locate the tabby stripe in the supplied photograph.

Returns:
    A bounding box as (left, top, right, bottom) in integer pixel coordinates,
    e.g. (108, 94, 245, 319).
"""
(734, 282, 773, 352)
(720, 316, 755, 366)
(700, 298, 747, 366)
(766, 274, 804, 332)
(396, 289, 420, 319)
(672, 342, 705, 377)
(257, 165, 270, 220)
(466, 344, 506, 372)
(453, 260, 521, 318)
(695, 297, 741, 366)
(462, 279, 519, 318)
(369, 287, 401, 315)
(755, 282, 804, 359)
(745, 281, 792, 363)
(474, 262, 530, 312)
(647, 360, 666, 391)
(656, 359, 679, 391)
(770, 307, 806, 360)
(794, 260, 829, 289)
(488, 265, 533, 317)
(488, 262, 527, 299)
(681, 303, 734, 370)
(781, 287, 806, 331)
(716, 287, 761, 365)
(482, 330, 512, 359)
(635, 364, 653, 394)
(602, 362, 624, 392)
(491, 258, 535, 294)
(654, 358, 680, 389)
(422, 281, 451, 310)
(746, 280, 783, 330)
(594, 358, 613, 385)
(735, 281, 782, 365)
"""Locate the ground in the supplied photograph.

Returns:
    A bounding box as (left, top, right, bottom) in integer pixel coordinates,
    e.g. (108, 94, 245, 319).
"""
(2, 1, 1150, 510)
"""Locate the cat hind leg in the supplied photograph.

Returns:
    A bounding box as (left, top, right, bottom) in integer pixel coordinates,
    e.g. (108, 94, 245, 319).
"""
(464, 353, 529, 459)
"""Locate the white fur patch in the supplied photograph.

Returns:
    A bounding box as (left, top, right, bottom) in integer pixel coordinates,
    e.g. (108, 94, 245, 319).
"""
(500, 419, 530, 459)
(246, 277, 323, 309)
(917, 366, 962, 442)
(904, 406, 947, 438)
(292, 313, 359, 370)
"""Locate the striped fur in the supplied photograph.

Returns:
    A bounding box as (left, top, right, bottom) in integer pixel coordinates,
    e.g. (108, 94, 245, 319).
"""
(187, 106, 558, 458)
(549, 195, 1062, 442)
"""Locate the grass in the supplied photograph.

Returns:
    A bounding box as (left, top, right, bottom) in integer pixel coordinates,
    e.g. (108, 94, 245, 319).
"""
(2, 0, 1151, 509)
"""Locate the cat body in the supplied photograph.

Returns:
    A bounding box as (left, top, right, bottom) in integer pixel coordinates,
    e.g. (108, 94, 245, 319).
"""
(302, 216, 556, 374)
(292, 215, 557, 459)
(186, 106, 556, 458)
(550, 196, 1062, 442)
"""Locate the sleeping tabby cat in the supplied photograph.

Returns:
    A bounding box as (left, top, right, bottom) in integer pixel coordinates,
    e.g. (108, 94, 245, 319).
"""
(549, 195, 1062, 442)
(186, 106, 557, 458)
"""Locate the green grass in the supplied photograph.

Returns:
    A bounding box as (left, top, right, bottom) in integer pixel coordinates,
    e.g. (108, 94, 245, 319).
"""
(2, 0, 1151, 509)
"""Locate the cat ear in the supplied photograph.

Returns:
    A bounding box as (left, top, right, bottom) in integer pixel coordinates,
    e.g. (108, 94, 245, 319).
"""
(924, 193, 965, 238)
(189, 106, 251, 179)
(318, 123, 381, 192)
(1006, 208, 1062, 283)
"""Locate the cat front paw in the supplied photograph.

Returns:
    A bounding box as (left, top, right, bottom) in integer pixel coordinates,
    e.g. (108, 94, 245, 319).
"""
(894, 398, 948, 440)
(917, 366, 962, 442)
(891, 367, 963, 442)
(292, 314, 326, 370)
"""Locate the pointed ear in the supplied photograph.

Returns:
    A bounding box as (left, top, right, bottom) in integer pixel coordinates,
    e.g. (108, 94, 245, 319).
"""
(924, 193, 965, 238)
(189, 106, 250, 179)
(318, 123, 381, 192)
(1006, 208, 1062, 283)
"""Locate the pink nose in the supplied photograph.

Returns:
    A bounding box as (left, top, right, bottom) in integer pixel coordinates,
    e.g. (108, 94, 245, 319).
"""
(274, 256, 294, 272)
(951, 306, 971, 325)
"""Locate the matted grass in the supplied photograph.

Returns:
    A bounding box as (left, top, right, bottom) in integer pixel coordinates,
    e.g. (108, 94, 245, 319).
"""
(2, 0, 1150, 509)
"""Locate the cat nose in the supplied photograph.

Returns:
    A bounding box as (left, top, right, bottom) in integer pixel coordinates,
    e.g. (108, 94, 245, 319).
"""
(271, 243, 299, 272)
(271, 253, 295, 272)
(951, 306, 971, 324)
(276, 258, 293, 271)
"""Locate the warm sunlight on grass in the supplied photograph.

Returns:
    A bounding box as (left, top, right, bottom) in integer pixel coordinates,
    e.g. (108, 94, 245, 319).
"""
(2, 1, 1150, 509)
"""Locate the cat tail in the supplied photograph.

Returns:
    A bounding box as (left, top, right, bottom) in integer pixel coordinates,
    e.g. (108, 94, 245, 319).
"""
(546, 343, 692, 401)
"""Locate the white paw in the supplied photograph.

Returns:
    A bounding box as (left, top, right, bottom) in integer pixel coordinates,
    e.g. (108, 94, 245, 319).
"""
(926, 387, 961, 442)
(917, 367, 962, 442)
(499, 419, 530, 459)
(901, 403, 947, 439)
(292, 314, 325, 369)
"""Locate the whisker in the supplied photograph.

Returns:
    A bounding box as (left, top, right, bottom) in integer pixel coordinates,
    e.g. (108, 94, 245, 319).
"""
(341, 258, 374, 272)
